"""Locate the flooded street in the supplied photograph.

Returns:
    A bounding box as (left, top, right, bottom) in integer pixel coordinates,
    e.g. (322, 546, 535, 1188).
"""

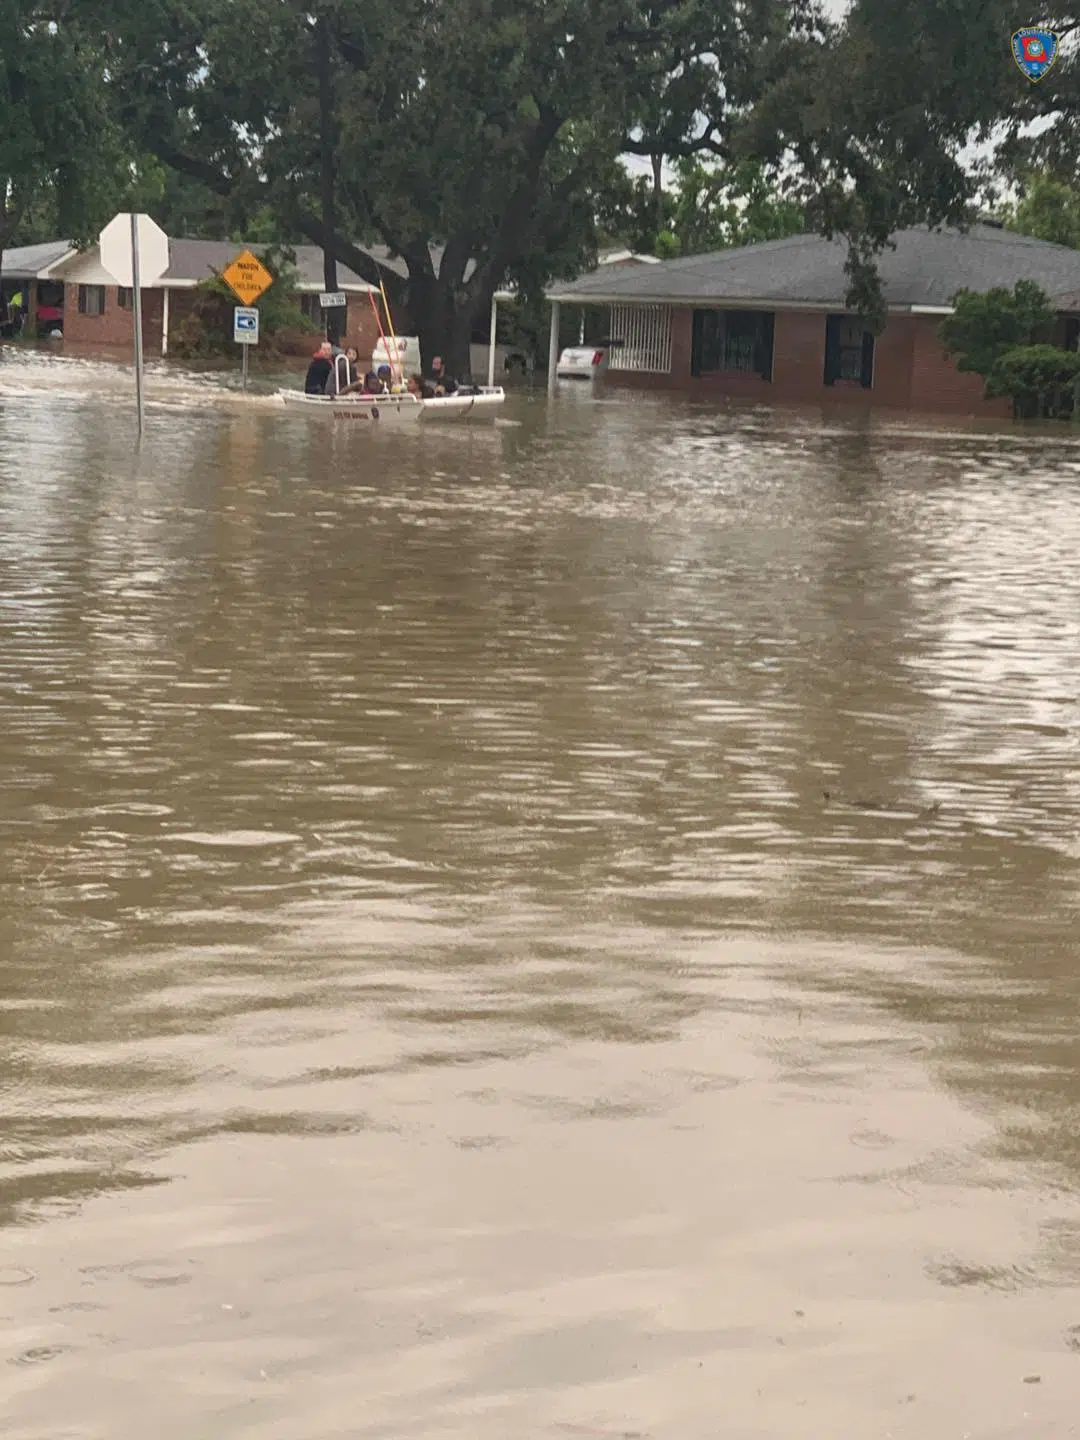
(4, 348, 1080, 1437)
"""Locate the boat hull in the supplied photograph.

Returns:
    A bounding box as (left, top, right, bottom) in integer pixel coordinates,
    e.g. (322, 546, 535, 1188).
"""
(420, 387, 505, 421)
(278, 391, 423, 425)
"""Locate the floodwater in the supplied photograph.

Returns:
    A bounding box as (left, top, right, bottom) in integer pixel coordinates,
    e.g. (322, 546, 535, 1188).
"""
(2, 346, 1080, 1438)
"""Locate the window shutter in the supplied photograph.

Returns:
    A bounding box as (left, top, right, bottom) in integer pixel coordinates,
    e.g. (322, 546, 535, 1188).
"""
(756, 313, 775, 380)
(823, 316, 839, 385)
(691, 310, 704, 377)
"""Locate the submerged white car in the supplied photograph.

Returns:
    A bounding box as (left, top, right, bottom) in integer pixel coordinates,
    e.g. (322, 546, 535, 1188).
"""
(554, 342, 617, 384)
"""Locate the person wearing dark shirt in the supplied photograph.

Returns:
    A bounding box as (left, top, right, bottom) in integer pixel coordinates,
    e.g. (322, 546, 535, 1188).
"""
(425, 355, 458, 396)
(304, 342, 334, 395)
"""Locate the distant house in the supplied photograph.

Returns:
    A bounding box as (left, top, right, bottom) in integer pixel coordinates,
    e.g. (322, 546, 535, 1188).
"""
(2, 237, 380, 355)
(546, 223, 1080, 416)
(1, 241, 72, 337)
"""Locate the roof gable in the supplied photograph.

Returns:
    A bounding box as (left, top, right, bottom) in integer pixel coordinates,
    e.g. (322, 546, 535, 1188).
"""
(1, 240, 75, 279)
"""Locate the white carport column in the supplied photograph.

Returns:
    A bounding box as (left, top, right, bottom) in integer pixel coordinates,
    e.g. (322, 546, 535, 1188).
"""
(487, 292, 497, 387)
(547, 300, 560, 394)
(161, 287, 170, 357)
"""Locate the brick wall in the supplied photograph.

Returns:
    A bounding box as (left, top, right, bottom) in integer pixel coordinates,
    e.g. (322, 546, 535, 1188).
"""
(908, 314, 1011, 417)
(606, 306, 1013, 417)
(62, 283, 164, 352)
(62, 283, 385, 363)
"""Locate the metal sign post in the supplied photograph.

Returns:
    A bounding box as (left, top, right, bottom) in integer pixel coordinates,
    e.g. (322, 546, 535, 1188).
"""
(233, 306, 259, 387)
(99, 213, 168, 439)
(130, 213, 144, 435)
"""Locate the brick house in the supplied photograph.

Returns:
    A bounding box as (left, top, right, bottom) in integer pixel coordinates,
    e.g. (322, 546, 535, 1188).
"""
(545, 223, 1080, 417)
(28, 238, 387, 358)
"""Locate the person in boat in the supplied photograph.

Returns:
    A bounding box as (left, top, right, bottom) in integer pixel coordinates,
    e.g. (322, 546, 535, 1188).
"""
(425, 356, 458, 397)
(406, 374, 424, 399)
(376, 364, 393, 392)
(330, 347, 369, 396)
(304, 341, 334, 395)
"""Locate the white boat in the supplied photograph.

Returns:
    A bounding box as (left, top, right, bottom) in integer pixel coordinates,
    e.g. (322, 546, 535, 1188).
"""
(421, 386, 505, 420)
(278, 389, 423, 426)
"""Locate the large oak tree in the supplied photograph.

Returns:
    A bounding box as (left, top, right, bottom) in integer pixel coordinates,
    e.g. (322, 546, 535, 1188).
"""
(105, 0, 831, 371)
(0, 0, 128, 273)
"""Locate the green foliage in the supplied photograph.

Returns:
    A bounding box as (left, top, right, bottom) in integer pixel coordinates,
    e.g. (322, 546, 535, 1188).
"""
(601, 157, 804, 260)
(987, 344, 1080, 419)
(169, 247, 315, 358)
(104, 0, 830, 368)
(0, 0, 130, 257)
(742, 0, 1025, 315)
(938, 280, 1055, 380)
(667, 158, 803, 255)
(1002, 172, 1080, 249)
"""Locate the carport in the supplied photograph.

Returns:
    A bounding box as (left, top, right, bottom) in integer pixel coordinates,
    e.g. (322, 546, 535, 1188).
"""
(0, 240, 75, 337)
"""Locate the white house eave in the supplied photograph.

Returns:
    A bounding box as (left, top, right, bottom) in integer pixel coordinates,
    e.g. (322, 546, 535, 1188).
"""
(293, 281, 377, 294)
(545, 293, 957, 314)
(36, 249, 80, 277)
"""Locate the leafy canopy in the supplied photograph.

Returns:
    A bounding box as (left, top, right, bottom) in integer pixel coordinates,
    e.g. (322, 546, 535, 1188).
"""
(104, 0, 830, 363)
(939, 280, 1055, 382)
(0, 0, 129, 254)
(1002, 172, 1080, 250)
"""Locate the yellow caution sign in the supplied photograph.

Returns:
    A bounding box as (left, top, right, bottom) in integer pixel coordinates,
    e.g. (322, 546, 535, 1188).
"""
(221, 249, 273, 305)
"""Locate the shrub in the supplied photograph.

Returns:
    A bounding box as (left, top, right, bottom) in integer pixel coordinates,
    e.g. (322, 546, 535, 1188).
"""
(939, 281, 1055, 383)
(169, 245, 317, 359)
(987, 344, 1080, 419)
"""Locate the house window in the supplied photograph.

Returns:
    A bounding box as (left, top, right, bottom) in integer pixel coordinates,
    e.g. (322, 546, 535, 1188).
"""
(691, 309, 774, 380)
(118, 287, 133, 309)
(77, 285, 105, 317)
(824, 315, 874, 387)
(1065, 316, 1080, 351)
(608, 305, 673, 373)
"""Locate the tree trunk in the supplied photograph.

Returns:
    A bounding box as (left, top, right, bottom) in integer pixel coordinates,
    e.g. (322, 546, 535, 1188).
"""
(315, 12, 340, 344)
(651, 152, 664, 234)
(410, 270, 474, 379)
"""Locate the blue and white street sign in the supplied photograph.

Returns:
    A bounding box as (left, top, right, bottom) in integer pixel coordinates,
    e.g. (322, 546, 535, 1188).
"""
(233, 306, 259, 345)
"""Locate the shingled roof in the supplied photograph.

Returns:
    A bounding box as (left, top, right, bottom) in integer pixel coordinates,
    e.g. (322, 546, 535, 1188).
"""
(547, 224, 1080, 311)
(0, 240, 76, 279)
(162, 239, 373, 290)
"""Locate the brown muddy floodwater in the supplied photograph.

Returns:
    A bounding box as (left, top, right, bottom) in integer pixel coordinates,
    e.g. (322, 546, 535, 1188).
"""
(2, 348, 1080, 1438)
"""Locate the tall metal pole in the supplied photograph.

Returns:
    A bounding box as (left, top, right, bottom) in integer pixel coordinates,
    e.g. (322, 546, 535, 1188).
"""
(130, 212, 145, 436)
(547, 300, 560, 395)
(242, 340, 249, 390)
(316, 10, 340, 346)
(487, 292, 497, 388)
